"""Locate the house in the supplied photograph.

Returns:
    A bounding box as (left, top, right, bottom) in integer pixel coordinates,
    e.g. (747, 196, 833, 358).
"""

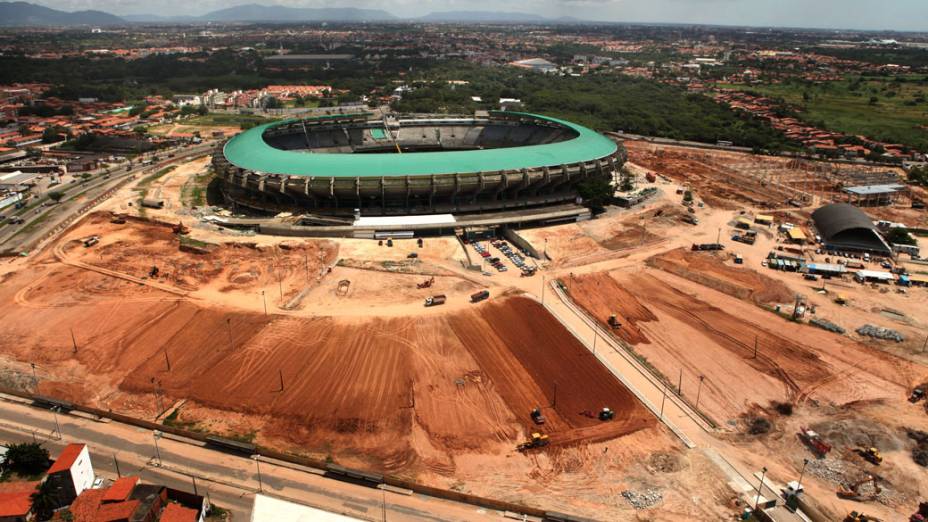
(68, 476, 206, 522)
(0, 481, 38, 522)
(46, 443, 94, 509)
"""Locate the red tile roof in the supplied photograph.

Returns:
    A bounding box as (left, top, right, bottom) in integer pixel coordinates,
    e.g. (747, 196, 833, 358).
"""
(0, 491, 33, 517)
(102, 477, 138, 503)
(48, 443, 85, 474)
(96, 499, 139, 521)
(160, 503, 198, 522)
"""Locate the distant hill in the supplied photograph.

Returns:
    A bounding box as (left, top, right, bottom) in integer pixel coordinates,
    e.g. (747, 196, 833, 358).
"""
(198, 4, 396, 22)
(418, 11, 588, 23)
(0, 1, 125, 26)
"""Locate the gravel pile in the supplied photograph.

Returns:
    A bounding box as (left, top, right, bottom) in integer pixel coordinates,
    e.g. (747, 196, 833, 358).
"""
(856, 324, 905, 342)
(810, 318, 845, 334)
(806, 457, 850, 484)
(621, 488, 663, 509)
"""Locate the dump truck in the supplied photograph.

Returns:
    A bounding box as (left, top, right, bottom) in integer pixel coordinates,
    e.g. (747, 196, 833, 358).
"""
(530, 408, 546, 425)
(83, 236, 100, 248)
(424, 295, 446, 307)
(471, 290, 490, 303)
(517, 432, 550, 451)
(798, 426, 832, 457)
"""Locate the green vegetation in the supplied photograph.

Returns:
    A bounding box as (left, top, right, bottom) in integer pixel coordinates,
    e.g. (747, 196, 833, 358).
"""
(47, 191, 64, 203)
(908, 165, 928, 187)
(162, 407, 204, 432)
(886, 227, 917, 246)
(718, 75, 928, 151)
(394, 63, 790, 149)
(4, 442, 50, 477)
(31, 479, 60, 520)
(182, 169, 213, 207)
(137, 166, 176, 190)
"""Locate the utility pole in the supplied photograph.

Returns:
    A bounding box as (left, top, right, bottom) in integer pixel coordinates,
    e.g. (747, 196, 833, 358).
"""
(262, 290, 267, 317)
(695, 375, 705, 411)
(716, 227, 721, 245)
(30, 363, 37, 389)
(192, 475, 198, 496)
(113, 454, 121, 478)
(753, 335, 759, 359)
(278, 370, 284, 392)
(659, 382, 667, 419)
(163, 349, 171, 371)
(678, 368, 683, 396)
(70, 328, 78, 354)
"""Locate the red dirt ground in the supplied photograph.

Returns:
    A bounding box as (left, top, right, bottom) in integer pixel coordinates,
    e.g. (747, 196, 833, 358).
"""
(0, 258, 651, 471)
(647, 248, 794, 306)
(449, 297, 655, 445)
(564, 269, 923, 424)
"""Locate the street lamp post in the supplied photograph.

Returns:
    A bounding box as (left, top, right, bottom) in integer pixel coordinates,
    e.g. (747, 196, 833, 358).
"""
(251, 454, 263, 492)
(659, 383, 667, 419)
(262, 290, 267, 317)
(153, 430, 163, 467)
(797, 458, 809, 489)
(51, 406, 62, 440)
(754, 466, 768, 513)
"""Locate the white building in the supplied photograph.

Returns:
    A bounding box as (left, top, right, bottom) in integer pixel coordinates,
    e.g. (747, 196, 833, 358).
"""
(47, 443, 95, 507)
(251, 494, 364, 522)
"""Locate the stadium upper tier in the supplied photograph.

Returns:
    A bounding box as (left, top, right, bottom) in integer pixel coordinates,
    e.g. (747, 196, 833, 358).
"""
(222, 111, 618, 177)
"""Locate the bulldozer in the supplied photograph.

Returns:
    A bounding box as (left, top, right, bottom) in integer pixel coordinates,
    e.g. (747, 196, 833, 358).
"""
(910, 387, 926, 403)
(855, 447, 883, 465)
(530, 408, 546, 425)
(837, 475, 881, 501)
(516, 432, 550, 452)
(607, 314, 621, 329)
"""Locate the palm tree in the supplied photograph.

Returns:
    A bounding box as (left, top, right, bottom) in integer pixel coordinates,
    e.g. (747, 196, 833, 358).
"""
(30, 479, 60, 521)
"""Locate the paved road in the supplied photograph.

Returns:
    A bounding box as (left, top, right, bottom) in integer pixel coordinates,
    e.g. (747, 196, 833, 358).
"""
(0, 143, 214, 252)
(0, 397, 536, 522)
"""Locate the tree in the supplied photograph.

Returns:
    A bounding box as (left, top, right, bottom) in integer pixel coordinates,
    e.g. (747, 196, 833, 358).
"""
(30, 479, 60, 521)
(47, 191, 64, 204)
(263, 96, 282, 109)
(576, 177, 614, 210)
(869, 96, 879, 105)
(5, 442, 50, 476)
(885, 227, 916, 246)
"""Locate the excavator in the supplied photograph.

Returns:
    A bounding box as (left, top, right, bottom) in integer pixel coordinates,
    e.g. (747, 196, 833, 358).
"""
(516, 432, 550, 452)
(417, 277, 435, 289)
(855, 447, 883, 465)
(172, 221, 190, 235)
(837, 475, 881, 501)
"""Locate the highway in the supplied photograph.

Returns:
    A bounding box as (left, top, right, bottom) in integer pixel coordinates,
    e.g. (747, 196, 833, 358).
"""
(0, 142, 214, 253)
(0, 397, 533, 522)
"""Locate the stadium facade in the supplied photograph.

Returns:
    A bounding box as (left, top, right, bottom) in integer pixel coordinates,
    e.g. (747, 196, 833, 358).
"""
(212, 111, 625, 217)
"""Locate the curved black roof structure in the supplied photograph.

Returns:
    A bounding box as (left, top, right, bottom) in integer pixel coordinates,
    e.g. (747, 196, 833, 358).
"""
(811, 203, 891, 254)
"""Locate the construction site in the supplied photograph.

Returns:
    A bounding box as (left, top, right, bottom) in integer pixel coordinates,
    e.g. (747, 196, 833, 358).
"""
(1, 136, 928, 521)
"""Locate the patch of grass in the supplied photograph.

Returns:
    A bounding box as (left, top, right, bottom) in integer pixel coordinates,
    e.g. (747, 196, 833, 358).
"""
(181, 169, 213, 208)
(184, 113, 273, 127)
(716, 76, 928, 151)
(162, 407, 204, 432)
(206, 505, 231, 521)
(137, 165, 177, 190)
(179, 235, 214, 249)
(225, 430, 257, 444)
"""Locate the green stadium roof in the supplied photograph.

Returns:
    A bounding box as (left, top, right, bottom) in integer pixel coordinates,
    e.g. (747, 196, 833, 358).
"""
(222, 112, 617, 178)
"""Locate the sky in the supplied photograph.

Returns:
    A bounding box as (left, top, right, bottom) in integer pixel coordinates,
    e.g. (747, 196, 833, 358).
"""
(32, 0, 928, 31)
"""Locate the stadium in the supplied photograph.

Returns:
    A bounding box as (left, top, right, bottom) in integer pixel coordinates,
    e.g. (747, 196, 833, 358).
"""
(212, 111, 625, 224)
